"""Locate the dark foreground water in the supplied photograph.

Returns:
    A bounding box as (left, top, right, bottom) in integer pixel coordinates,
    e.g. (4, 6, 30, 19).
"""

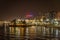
(0, 25, 60, 40)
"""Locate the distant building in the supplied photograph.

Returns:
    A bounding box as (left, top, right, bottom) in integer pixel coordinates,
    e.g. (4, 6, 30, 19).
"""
(56, 12, 60, 19)
(49, 11, 57, 19)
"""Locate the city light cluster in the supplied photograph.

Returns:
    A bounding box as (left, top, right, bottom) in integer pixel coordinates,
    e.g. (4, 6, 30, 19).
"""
(0, 18, 60, 27)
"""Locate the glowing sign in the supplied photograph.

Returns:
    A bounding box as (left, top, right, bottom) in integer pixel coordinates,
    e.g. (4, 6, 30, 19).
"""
(25, 11, 33, 18)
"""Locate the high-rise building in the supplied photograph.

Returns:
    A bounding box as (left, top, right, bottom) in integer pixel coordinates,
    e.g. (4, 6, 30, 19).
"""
(49, 11, 57, 19)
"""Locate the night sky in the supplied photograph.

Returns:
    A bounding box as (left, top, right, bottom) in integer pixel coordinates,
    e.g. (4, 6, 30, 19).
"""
(0, 0, 60, 20)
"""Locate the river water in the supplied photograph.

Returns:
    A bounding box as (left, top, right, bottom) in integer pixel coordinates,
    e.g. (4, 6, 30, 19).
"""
(0, 25, 60, 40)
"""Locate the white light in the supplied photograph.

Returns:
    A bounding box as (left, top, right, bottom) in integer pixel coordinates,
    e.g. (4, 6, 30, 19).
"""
(17, 19, 21, 21)
(46, 19, 49, 21)
(54, 19, 57, 21)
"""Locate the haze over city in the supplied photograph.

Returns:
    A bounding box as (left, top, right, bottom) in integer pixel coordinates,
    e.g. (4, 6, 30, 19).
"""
(0, 0, 60, 20)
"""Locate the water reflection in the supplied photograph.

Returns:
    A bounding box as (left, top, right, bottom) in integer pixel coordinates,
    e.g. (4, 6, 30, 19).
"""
(4, 25, 60, 40)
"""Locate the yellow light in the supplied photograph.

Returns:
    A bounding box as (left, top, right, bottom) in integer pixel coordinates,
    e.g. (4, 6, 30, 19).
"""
(40, 19, 43, 21)
(54, 19, 57, 21)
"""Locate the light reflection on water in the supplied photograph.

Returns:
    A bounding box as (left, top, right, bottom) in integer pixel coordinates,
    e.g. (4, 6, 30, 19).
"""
(4, 25, 60, 40)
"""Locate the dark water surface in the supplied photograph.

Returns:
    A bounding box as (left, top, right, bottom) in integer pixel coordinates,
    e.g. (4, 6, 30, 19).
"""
(0, 25, 60, 40)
